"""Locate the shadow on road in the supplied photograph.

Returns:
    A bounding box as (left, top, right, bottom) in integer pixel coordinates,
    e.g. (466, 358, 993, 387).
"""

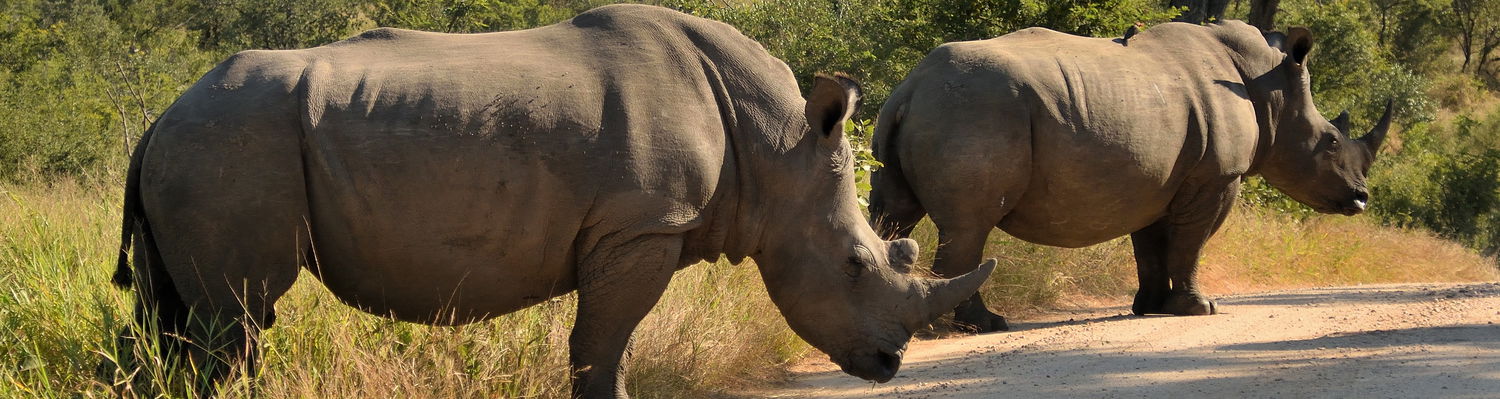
(767, 283, 1500, 398)
(1220, 283, 1500, 307)
(1219, 324, 1500, 351)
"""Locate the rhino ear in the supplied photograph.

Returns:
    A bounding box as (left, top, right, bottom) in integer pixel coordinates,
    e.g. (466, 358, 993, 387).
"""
(1284, 27, 1313, 65)
(1263, 31, 1286, 50)
(806, 73, 862, 139)
(1331, 110, 1351, 134)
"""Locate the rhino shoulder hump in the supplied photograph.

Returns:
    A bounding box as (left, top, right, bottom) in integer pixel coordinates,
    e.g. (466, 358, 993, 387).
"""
(571, 4, 698, 30)
(210, 49, 307, 90)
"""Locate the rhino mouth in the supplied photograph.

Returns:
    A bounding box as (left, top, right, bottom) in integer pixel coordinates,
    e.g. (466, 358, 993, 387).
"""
(1310, 193, 1367, 216)
(1339, 192, 1369, 215)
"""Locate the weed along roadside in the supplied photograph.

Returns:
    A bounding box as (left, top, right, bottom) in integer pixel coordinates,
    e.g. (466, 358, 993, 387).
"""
(3, 0, 1500, 398)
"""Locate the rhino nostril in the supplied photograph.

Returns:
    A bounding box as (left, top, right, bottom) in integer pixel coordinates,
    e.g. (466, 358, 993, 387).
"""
(877, 350, 901, 374)
(1354, 191, 1369, 202)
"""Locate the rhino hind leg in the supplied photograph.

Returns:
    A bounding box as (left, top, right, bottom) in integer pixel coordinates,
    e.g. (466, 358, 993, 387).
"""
(109, 217, 283, 397)
(570, 234, 682, 399)
(125, 118, 308, 395)
(868, 164, 927, 240)
(931, 223, 1009, 333)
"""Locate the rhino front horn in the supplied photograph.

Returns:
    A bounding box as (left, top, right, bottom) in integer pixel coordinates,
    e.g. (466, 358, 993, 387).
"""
(1359, 99, 1395, 151)
(921, 259, 997, 321)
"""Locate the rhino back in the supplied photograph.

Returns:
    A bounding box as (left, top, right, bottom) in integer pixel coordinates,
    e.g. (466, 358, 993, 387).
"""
(901, 24, 1260, 246)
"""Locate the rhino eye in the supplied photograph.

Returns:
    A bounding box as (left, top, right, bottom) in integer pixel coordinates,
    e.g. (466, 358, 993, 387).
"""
(1325, 135, 1340, 153)
(843, 257, 864, 278)
(844, 245, 876, 278)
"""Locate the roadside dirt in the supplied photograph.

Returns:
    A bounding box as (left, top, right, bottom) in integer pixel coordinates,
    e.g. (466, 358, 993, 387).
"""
(759, 282, 1500, 398)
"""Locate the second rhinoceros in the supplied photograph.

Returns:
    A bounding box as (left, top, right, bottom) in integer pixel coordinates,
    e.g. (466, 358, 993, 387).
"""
(868, 21, 1393, 332)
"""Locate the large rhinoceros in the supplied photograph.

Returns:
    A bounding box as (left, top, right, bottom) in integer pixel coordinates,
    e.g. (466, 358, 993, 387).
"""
(868, 21, 1392, 333)
(111, 5, 994, 397)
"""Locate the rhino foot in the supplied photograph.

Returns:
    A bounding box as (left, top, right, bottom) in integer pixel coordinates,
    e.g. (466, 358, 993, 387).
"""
(952, 298, 1010, 333)
(1161, 292, 1218, 316)
(1132, 289, 1169, 316)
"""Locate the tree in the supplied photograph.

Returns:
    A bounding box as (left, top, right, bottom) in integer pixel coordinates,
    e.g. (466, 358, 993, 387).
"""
(1169, 0, 1227, 24)
(1248, 0, 1278, 30)
(1451, 0, 1500, 77)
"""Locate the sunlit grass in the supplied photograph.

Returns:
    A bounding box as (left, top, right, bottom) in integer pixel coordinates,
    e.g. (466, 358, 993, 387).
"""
(3, 181, 1495, 398)
(900, 203, 1499, 319)
(0, 181, 803, 398)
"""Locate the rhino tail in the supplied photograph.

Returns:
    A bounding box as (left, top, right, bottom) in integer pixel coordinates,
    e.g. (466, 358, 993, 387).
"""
(868, 87, 926, 239)
(113, 122, 157, 288)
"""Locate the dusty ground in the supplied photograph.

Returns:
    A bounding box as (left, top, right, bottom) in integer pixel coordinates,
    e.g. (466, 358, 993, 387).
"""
(758, 282, 1500, 398)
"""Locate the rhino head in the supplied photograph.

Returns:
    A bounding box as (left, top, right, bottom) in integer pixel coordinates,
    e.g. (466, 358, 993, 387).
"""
(1253, 27, 1395, 215)
(749, 74, 994, 382)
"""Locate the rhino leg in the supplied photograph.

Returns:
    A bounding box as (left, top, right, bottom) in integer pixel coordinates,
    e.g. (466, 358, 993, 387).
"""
(130, 114, 308, 394)
(1129, 220, 1173, 315)
(117, 213, 296, 397)
(569, 234, 682, 399)
(1139, 179, 1240, 316)
(931, 223, 1009, 333)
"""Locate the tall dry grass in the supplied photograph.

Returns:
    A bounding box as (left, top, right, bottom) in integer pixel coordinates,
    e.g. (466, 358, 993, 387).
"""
(3, 181, 1496, 398)
(900, 204, 1499, 318)
(0, 181, 804, 398)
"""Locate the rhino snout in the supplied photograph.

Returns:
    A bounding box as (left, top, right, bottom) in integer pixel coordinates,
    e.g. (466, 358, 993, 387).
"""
(837, 348, 903, 383)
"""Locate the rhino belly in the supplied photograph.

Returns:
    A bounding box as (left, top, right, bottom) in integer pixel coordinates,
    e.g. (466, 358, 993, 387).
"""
(998, 170, 1174, 248)
(302, 134, 591, 325)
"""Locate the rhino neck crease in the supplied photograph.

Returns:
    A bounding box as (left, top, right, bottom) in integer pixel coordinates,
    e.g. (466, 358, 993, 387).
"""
(1217, 25, 1287, 177)
(681, 52, 760, 265)
(694, 28, 817, 267)
(1244, 89, 1284, 176)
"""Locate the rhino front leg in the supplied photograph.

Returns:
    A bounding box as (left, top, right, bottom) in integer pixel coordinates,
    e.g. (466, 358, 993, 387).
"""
(1129, 219, 1172, 315)
(1154, 179, 1241, 316)
(569, 234, 682, 399)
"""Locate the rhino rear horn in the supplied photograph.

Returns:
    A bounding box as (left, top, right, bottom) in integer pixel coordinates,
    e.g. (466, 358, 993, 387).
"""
(1331, 110, 1350, 135)
(920, 259, 997, 321)
(1359, 100, 1395, 152)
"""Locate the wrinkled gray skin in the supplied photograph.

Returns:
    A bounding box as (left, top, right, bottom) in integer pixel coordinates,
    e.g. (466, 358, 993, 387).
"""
(111, 5, 994, 398)
(868, 21, 1392, 333)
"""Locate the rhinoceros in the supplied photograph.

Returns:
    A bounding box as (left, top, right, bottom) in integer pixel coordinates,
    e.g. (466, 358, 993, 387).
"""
(868, 21, 1392, 333)
(111, 5, 994, 397)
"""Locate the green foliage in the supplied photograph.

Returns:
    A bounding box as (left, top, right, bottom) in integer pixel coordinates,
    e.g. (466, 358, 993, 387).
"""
(669, 0, 1175, 118)
(370, 0, 576, 33)
(1239, 176, 1318, 218)
(0, 1, 221, 180)
(1370, 110, 1500, 255)
(844, 119, 883, 207)
(1282, 0, 1435, 126)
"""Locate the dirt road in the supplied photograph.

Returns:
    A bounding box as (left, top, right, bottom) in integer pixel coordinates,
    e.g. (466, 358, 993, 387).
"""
(761, 283, 1500, 398)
